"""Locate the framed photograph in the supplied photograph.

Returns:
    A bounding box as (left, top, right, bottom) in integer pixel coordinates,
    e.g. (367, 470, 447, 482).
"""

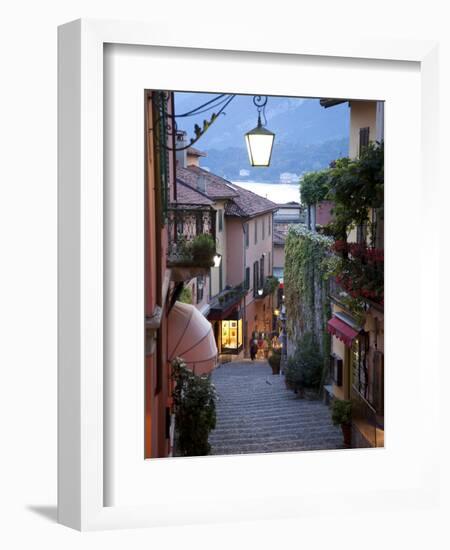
(58, 18, 440, 530)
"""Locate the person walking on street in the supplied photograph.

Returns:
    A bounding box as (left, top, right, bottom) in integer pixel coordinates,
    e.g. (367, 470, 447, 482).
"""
(250, 340, 257, 361)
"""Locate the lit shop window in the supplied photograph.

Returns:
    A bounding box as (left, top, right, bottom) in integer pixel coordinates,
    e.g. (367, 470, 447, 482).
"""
(221, 319, 243, 352)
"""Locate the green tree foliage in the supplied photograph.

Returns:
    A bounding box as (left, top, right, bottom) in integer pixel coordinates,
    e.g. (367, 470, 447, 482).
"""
(300, 169, 332, 205)
(172, 358, 217, 456)
(326, 142, 384, 238)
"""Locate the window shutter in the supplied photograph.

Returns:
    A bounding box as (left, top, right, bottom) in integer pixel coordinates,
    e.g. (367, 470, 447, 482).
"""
(330, 354, 343, 386)
(359, 126, 370, 155)
(335, 358, 343, 386)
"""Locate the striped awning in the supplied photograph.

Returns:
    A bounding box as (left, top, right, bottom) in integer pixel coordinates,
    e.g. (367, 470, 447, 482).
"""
(327, 317, 359, 347)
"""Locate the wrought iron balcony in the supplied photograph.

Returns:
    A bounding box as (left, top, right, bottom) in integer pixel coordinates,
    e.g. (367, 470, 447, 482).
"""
(254, 275, 279, 299)
(351, 389, 384, 448)
(329, 276, 349, 305)
(209, 283, 247, 320)
(167, 205, 217, 273)
(329, 275, 384, 311)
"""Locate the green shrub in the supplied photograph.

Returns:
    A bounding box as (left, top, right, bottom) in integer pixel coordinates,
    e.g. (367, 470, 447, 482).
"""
(268, 350, 281, 369)
(263, 275, 279, 295)
(286, 333, 323, 390)
(331, 399, 352, 426)
(171, 358, 217, 456)
(284, 356, 302, 388)
(190, 234, 216, 262)
(179, 286, 193, 304)
(176, 235, 192, 260)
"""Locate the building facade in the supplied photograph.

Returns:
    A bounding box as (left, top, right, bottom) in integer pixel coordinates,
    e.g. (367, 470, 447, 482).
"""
(175, 145, 279, 360)
(145, 94, 219, 458)
(322, 98, 385, 448)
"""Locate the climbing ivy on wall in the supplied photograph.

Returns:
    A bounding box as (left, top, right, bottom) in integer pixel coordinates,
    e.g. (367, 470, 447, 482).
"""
(284, 225, 333, 360)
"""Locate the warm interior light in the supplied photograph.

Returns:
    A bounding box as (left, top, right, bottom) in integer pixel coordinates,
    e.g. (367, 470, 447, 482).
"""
(274, 308, 280, 316)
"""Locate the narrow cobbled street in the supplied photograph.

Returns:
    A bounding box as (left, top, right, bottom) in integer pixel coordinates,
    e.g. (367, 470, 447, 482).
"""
(209, 360, 343, 455)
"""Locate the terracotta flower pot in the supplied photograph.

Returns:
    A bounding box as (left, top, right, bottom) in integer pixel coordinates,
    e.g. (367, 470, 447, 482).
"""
(341, 423, 352, 448)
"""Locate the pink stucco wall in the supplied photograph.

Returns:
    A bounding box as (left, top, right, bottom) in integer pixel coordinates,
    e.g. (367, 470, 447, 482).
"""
(273, 243, 285, 269)
(316, 200, 334, 226)
(244, 213, 273, 301)
(244, 213, 274, 348)
(226, 218, 245, 286)
(224, 212, 275, 355)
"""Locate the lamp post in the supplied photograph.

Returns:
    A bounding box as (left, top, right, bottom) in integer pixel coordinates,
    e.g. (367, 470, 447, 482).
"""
(279, 305, 287, 359)
(245, 96, 275, 167)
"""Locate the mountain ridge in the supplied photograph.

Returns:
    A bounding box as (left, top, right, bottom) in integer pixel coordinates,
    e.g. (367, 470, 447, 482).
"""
(174, 93, 350, 182)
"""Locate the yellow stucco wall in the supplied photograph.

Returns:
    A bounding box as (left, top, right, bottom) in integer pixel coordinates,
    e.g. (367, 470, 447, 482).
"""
(349, 100, 377, 159)
(330, 304, 351, 400)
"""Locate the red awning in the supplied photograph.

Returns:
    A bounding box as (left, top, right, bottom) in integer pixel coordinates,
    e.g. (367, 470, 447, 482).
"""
(327, 317, 359, 347)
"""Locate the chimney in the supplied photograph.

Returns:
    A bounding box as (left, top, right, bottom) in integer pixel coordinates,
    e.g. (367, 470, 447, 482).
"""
(176, 131, 187, 168)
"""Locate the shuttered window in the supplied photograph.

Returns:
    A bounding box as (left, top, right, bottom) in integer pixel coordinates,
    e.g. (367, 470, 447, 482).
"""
(359, 126, 370, 155)
(245, 267, 250, 290)
(253, 261, 259, 297)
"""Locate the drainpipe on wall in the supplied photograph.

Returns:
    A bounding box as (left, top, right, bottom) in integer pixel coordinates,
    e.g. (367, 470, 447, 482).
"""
(175, 131, 187, 168)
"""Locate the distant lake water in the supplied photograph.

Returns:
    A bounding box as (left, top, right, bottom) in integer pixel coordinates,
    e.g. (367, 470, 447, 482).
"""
(232, 181, 300, 204)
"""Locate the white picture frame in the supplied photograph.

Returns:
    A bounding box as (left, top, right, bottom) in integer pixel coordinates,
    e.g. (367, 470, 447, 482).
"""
(58, 18, 441, 531)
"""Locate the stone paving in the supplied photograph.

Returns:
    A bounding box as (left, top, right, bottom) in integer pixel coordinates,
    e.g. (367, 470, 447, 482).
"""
(209, 360, 343, 455)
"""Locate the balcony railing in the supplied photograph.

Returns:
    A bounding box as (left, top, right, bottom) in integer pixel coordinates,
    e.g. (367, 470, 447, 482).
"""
(351, 389, 384, 448)
(255, 275, 279, 299)
(210, 283, 247, 315)
(167, 205, 216, 268)
(329, 276, 349, 304)
(329, 274, 384, 312)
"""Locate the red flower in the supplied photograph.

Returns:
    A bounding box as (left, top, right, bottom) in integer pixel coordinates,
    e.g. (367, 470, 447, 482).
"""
(333, 240, 348, 253)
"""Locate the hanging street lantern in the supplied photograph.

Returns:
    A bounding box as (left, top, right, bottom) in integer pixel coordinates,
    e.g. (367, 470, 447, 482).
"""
(245, 96, 275, 167)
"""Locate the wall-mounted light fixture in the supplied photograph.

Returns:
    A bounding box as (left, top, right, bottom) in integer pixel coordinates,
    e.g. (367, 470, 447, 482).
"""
(213, 253, 222, 268)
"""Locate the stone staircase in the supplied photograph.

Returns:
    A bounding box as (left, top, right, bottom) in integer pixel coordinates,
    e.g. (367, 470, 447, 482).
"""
(209, 360, 343, 455)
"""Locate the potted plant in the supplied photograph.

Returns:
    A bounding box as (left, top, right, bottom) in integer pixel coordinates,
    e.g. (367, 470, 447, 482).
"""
(190, 234, 216, 265)
(284, 357, 301, 391)
(263, 275, 279, 295)
(174, 235, 192, 262)
(286, 333, 323, 399)
(171, 358, 217, 456)
(331, 399, 352, 447)
(268, 349, 281, 375)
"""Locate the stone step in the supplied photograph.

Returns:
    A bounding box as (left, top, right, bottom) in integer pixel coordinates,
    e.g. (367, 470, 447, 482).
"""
(209, 360, 342, 456)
